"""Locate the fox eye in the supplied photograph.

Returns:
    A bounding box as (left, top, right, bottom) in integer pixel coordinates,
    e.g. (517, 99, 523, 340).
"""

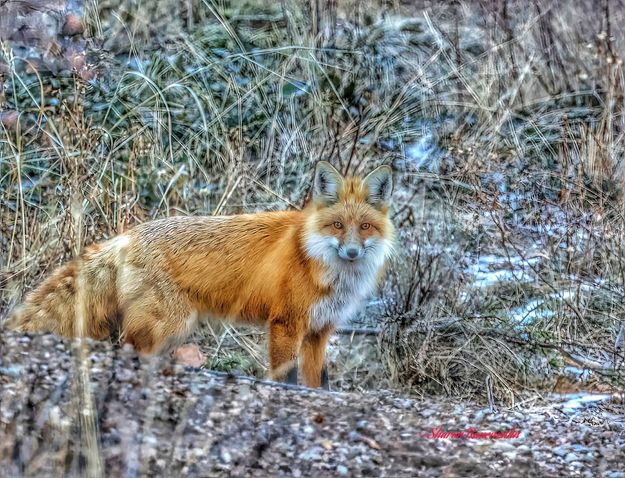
(361, 223, 371, 230)
(333, 221, 343, 229)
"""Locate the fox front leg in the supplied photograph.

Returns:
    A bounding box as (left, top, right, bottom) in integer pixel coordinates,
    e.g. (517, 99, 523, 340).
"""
(286, 364, 298, 385)
(300, 325, 334, 389)
(320, 365, 329, 391)
(268, 318, 305, 385)
(282, 357, 328, 388)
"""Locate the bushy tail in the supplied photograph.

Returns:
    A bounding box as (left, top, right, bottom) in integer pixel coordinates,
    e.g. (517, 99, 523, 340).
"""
(7, 242, 123, 340)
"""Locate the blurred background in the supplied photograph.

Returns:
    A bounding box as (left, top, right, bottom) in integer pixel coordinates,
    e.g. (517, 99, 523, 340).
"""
(1, 0, 625, 404)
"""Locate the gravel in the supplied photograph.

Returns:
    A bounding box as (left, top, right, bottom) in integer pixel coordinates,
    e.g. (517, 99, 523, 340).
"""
(1, 331, 624, 477)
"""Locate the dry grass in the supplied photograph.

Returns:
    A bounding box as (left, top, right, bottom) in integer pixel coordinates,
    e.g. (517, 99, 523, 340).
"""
(1, 0, 625, 405)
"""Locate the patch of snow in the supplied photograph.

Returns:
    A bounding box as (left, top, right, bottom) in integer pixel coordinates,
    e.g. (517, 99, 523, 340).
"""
(465, 254, 538, 288)
(509, 289, 587, 326)
(558, 393, 612, 413)
(404, 130, 442, 171)
(510, 299, 555, 326)
(562, 366, 593, 382)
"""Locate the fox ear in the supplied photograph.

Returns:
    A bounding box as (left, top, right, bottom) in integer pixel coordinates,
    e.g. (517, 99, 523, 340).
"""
(313, 161, 343, 205)
(364, 164, 393, 208)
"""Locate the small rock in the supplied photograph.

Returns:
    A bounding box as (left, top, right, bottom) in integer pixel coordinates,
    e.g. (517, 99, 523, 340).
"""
(62, 13, 84, 36)
(174, 344, 205, 368)
(320, 440, 333, 450)
(394, 398, 412, 409)
(502, 451, 517, 461)
(474, 409, 488, 422)
(299, 447, 323, 461)
(552, 446, 568, 457)
(0, 366, 22, 378)
(420, 455, 446, 467)
(220, 449, 232, 464)
(493, 441, 515, 453)
(356, 420, 369, 430)
(337, 465, 349, 476)
(565, 452, 579, 463)
(237, 383, 251, 399)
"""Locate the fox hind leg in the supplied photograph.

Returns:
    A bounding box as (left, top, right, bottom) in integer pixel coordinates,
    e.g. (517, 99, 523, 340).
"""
(119, 275, 197, 355)
(121, 298, 197, 355)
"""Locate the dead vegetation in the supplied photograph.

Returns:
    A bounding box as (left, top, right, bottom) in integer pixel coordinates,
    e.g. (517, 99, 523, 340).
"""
(1, 0, 625, 405)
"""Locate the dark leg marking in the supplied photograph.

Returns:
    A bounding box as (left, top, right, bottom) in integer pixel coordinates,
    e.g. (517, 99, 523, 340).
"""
(286, 363, 298, 385)
(320, 366, 330, 391)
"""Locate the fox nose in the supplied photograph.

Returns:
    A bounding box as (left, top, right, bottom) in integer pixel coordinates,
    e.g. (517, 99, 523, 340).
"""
(346, 248, 359, 259)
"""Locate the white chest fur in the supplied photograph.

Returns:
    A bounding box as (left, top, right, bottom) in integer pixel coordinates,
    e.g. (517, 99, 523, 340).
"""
(309, 268, 378, 330)
(305, 231, 392, 331)
(307, 243, 391, 331)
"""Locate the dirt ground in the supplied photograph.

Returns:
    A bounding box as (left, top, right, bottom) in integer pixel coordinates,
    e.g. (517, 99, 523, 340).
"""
(1, 331, 624, 477)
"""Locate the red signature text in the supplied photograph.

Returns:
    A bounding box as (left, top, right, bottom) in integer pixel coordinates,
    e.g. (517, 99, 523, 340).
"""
(423, 427, 520, 440)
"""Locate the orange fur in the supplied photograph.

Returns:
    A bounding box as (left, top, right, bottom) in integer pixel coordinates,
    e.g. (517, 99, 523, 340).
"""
(7, 162, 395, 387)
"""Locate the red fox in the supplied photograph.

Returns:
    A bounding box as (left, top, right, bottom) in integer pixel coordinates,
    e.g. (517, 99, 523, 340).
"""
(7, 161, 395, 388)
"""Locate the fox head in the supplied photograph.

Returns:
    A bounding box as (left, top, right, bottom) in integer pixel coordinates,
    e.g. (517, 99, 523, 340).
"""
(304, 161, 395, 270)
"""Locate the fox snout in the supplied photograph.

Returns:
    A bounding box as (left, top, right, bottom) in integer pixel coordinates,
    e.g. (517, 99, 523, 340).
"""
(339, 245, 363, 261)
(338, 230, 365, 261)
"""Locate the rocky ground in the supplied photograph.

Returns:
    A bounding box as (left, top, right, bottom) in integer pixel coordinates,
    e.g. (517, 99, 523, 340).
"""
(0, 331, 624, 477)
